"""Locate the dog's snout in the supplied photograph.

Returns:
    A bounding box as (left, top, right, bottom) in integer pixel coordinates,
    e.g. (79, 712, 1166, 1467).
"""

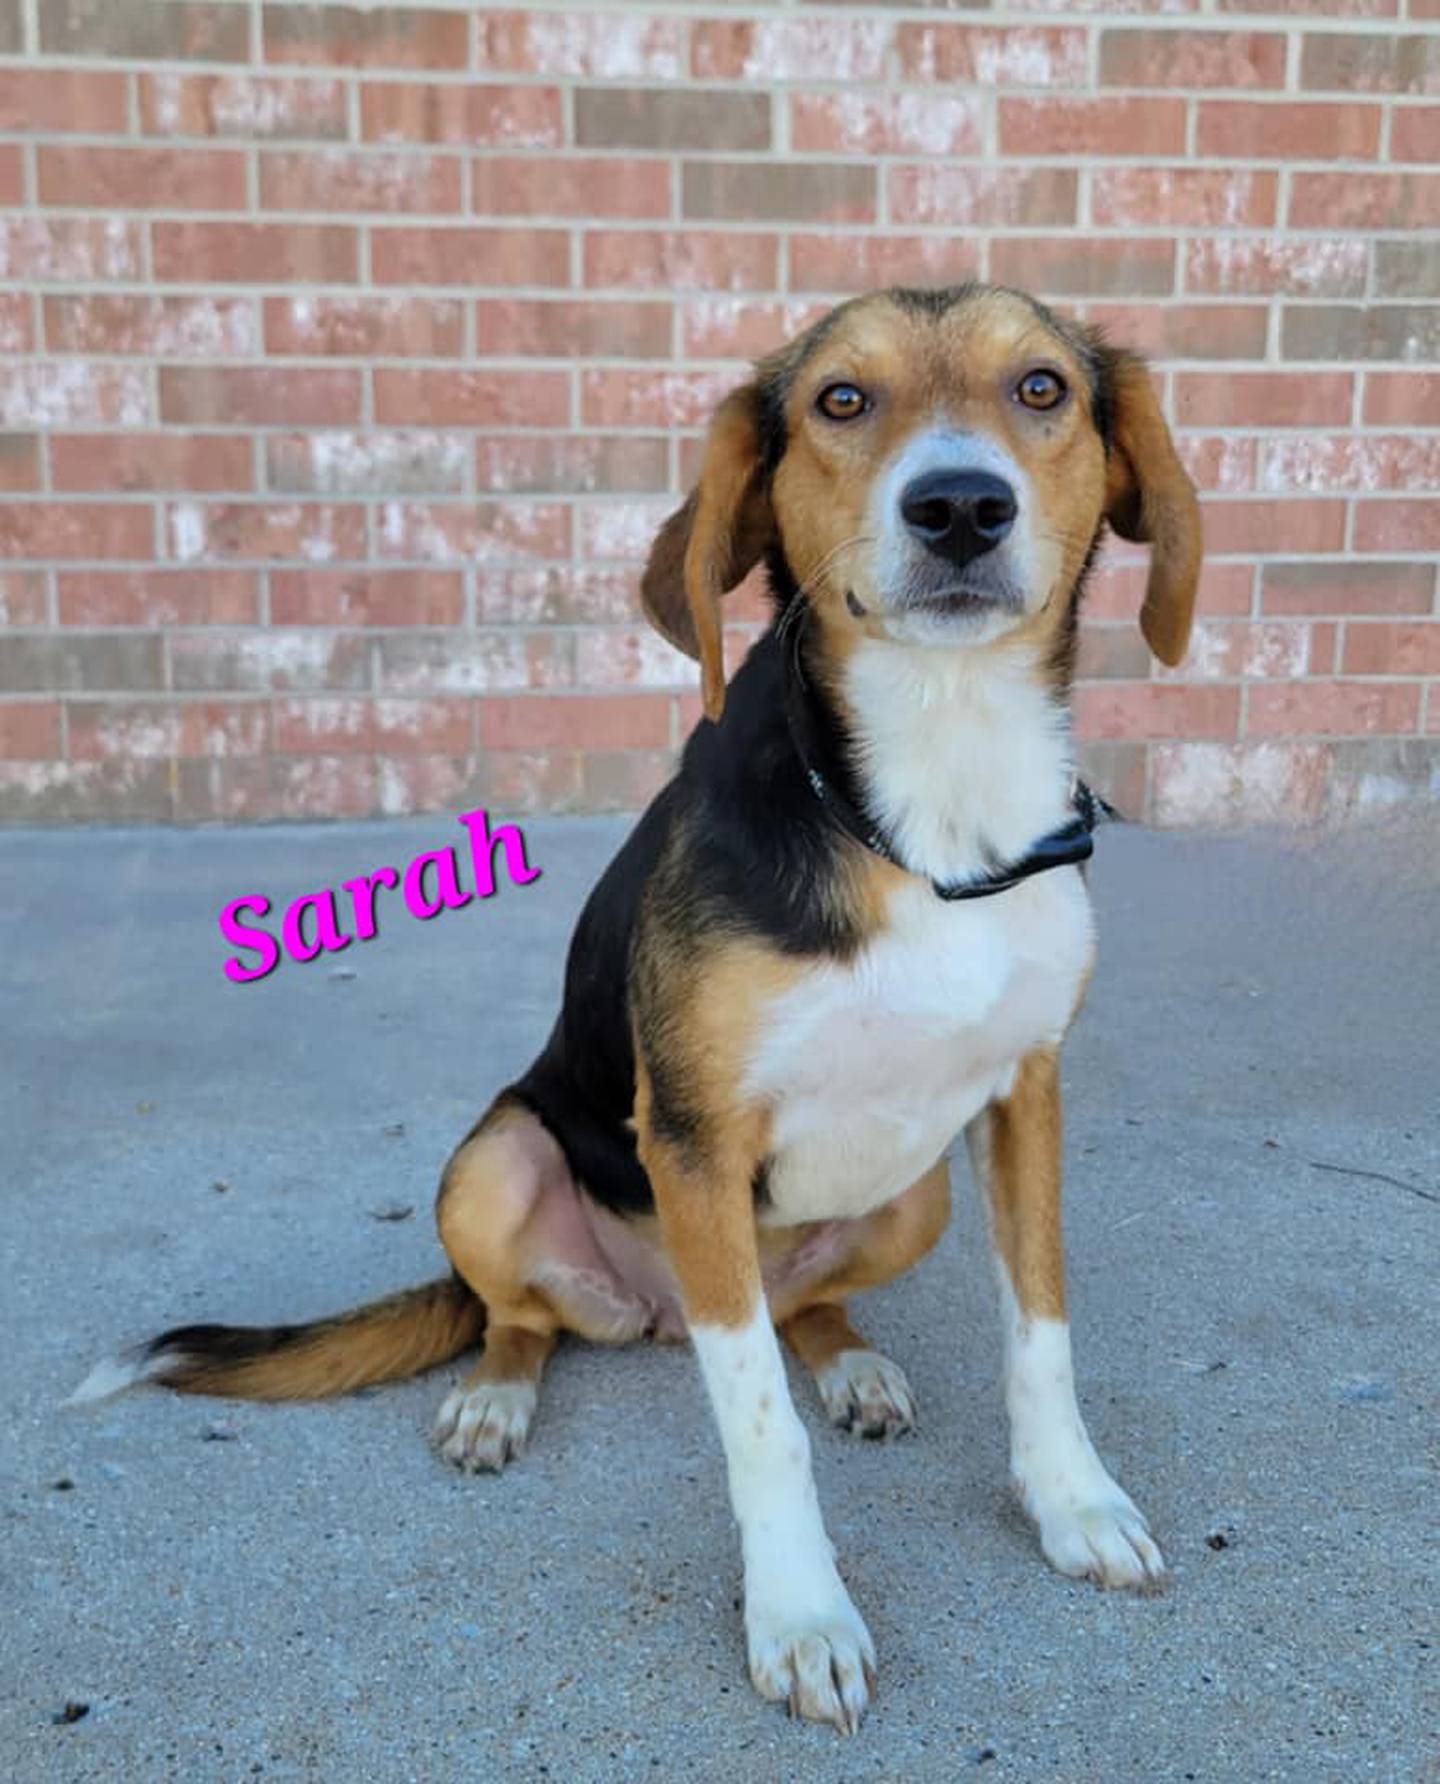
(899, 469, 1017, 566)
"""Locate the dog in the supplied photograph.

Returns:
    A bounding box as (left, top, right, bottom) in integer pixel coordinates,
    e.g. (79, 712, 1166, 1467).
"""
(76, 283, 1201, 1733)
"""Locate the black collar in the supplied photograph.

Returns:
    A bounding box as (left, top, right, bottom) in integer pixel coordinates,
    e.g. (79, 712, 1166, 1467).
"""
(781, 616, 1103, 903)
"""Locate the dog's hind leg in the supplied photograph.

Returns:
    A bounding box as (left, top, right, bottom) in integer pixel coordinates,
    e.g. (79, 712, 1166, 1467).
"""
(432, 1095, 654, 1471)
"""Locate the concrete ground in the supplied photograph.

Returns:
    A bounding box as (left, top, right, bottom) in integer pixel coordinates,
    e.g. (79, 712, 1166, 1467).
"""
(2, 811, 1436, 1784)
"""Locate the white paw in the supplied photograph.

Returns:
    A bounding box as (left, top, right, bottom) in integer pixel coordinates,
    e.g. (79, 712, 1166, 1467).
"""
(816, 1349, 917, 1439)
(1019, 1464, 1165, 1590)
(746, 1583, 876, 1734)
(433, 1381, 536, 1472)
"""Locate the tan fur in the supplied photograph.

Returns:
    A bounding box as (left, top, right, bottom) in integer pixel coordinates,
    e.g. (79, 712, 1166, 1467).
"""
(967, 1049, 1067, 1321)
(153, 1276, 484, 1401)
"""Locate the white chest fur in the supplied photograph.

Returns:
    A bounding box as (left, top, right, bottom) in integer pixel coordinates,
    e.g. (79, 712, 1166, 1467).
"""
(745, 866, 1095, 1227)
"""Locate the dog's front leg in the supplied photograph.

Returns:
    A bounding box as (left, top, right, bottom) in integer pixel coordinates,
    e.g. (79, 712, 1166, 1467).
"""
(638, 1085, 875, 1732)
(967, 1047, 1165, 1590)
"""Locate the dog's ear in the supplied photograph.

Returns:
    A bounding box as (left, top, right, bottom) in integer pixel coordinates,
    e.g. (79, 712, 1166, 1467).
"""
(641, 383, 771, 722)
(1100, 349, 1202, 667)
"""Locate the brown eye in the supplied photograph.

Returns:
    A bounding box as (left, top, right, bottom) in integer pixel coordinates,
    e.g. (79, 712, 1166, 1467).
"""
(817, 382, 868, 422)
(1016, 368, 1067, 412)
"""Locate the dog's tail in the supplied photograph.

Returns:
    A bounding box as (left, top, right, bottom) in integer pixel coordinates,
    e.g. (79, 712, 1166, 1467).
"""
(68, 1276, 485, 1405)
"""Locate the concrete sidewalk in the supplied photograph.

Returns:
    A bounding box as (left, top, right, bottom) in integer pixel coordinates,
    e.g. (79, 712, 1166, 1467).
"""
(2, 813, 1436, 1783)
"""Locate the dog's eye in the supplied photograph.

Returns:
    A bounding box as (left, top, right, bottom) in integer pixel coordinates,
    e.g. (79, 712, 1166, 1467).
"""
(1015, 368, 1067, 412)
(816, 382, 868, 422)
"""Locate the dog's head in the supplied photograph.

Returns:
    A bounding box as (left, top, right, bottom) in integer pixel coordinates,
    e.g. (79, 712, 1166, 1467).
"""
(642, 284, 1201, 720)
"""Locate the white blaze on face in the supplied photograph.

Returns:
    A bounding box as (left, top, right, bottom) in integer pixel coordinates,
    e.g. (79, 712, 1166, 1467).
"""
(866, 427, 1043, 642)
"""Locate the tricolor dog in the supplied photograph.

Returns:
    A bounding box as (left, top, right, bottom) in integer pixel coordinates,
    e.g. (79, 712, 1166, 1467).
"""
(78, 284, 1201, 1733)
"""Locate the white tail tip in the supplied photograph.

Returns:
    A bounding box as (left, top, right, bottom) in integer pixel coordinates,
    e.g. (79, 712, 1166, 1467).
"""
(65, 1347, 164, 1407)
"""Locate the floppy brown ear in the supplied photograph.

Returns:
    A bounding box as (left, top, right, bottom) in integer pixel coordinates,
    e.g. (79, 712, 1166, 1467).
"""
(640, 384, 770, 722)
(1102, 351, 1202, 667)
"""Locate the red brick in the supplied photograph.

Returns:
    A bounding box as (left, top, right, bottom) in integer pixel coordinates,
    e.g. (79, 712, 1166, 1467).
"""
(374, 502, 570, 566)
(1391, 107, 1440, 164)
(1184, 236, 1369, 298)
(789, 233, 982, 295)
(575, 626, 698, 691)
(268, 432, 469, 497)
(68, 697, 271, 762)
(1081, 302, 1268, 362)
(1262, 561, 1434, 616)
(1174, 371, 1353, 428)
(482, 10, 683, 78)
(168, 631, 368, 693)
(581, 369, 737, 430)
(40, 0, 248, 60)
(0, 503, 154, 561)
(45, 295, 257, 359)
(1075, 627, 1152, 683)
(0, 68, 128, 133)
(1343, 623, 1440, 676)
(1249, 681, 1421, 737)
(584, 231, 778, 293)
(174, 755, 376, 822)
(153, 222, 359, 284)
(1091, 169, 1277, 229)
(1299, 32, 1439, 95)
(476, 436, 668, 497)
(473, 157, 671, 220)
(261, 150, 463, 215)
(1150, 741, 1335, 827)
(372, 227, 569, 288)
(1353, 501, 1440, 554)
(374, 369, 569, 429)
(141, 72, 349, 139)
(264, 295, 464, 358)
(375, 628, 570, 694)
(888, 166, 1076, 228)
(0, 571, 48, 627)
(0, 145, 21, 206)
(1363, 373, 1440, 426)
(477, 298, 670, 359)
(0, 365, 150, 428)
(165, 501, 367, 565)
(1073, 683, 1242, 741)
(1100, 29, 1286, 88)
(1195, 101, 1381, 160)
(990, 237, 1175, 296)
(1289, 173, 1440, 230)
(1087, 561, 1256, 624)
(264, 5, 470, 69)
(0, 218, 144, 283)
(1281, 305, 1440, 362)
(362, 82, 563, 147)
(273, 695, 471, 756)
(474, 567, 639, 626)
(792, 93, 983, 157)
(270, 569, 463, 627)
(580, 749, 675, 812)
(1204, 499, 1347, 556)
(694, 19, 887, 83)
(1260, 436, 1440, 495)
(897, 25, 1089, 87)
(682, 298, 830, 361)
(0, 702, 62, 759)
(1178, 437, 1257, 493)
(0, 434, 39, 492)
(160, 368, 363, 426)
(0, 294, 33, 354)
(471, 749, 582, 815)
(51, 434, 253, 494)
(1155, 619, 1314, 682)
(999, 97, 1187, 158)
(58, 570, 258, 627)
(683, 161, 875, 225)
(39, 146, 246, 211)
(478, 694, 670, 752)
(577, 501, 672, 562)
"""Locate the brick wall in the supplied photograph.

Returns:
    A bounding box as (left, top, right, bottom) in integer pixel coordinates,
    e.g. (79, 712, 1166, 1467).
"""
(1, 2, 1436, 826)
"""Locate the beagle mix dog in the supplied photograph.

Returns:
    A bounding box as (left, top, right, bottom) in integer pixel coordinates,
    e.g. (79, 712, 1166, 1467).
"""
(79, 285, 1201, 1733)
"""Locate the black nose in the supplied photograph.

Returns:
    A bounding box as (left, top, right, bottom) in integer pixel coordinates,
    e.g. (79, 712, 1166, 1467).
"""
(899, 469, 1017, 566)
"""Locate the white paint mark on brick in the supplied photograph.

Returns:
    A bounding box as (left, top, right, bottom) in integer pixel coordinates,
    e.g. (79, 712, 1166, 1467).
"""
(170, 503, 207, 563)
